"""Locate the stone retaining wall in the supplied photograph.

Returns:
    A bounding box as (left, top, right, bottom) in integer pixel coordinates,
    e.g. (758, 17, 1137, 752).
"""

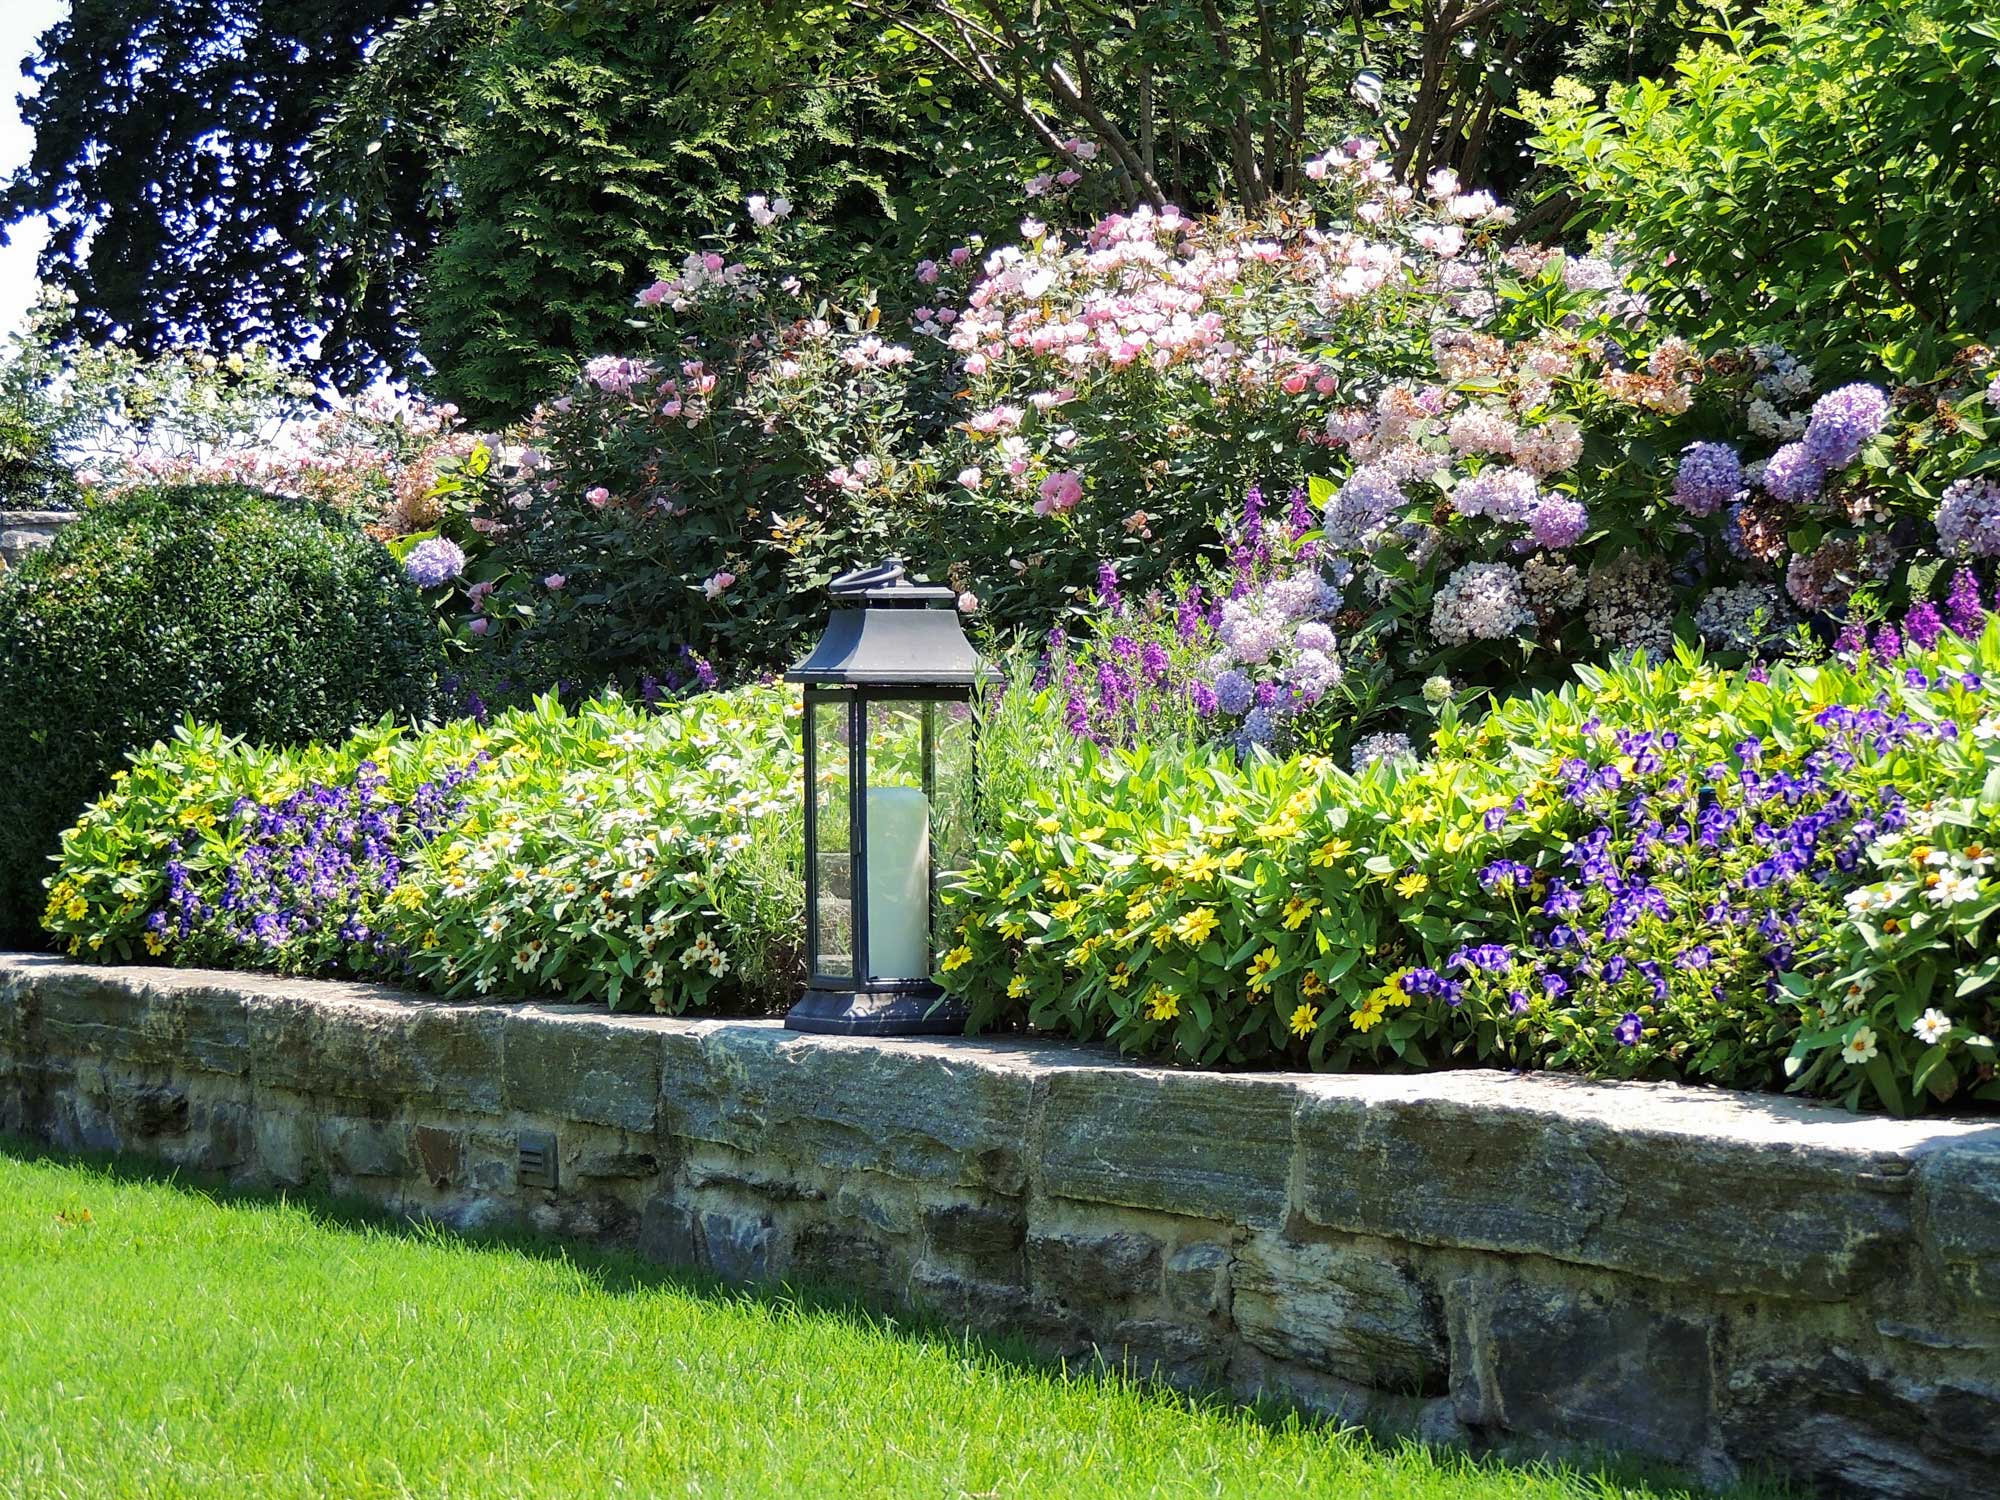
(0, 508, 78, 570)
(2, 953, 1995, 1498)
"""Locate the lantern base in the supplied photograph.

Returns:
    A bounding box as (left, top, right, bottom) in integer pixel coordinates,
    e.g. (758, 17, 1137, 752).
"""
(784, 986, 968, 1037)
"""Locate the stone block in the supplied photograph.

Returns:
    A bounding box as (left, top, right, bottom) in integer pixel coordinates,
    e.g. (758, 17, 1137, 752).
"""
(1294, 1080, 1915, 1298)
(33, 970, 250, 1078)
(791, 1222, 903, 1299)
(1232, 1234, 1445, 1395)
(574, 1149, 661, 1181)
(1164, 1241, 1232, 1321)
(1038, 1069, 1293, 1228)
(253, 993, 503, 1113)
(1718, 1351, 2000, 1500)
(322, 1117, 408, 1178)
(412, 1125, 465, 1188)
(922, 1200, 1025, 1259)
(701, 1210, 775, 1282)
(251, 1107, 315, 1186)
(1027, 1229, 1162, 1303)
(1915, 1137, 2000, 1309)
(1450, 1276, 1714, 1464)
(638, 1194, 699, 1268)
(662, 1028, 1035, 1193)
(503, 1007, 659, 1132)
(114, 1083, 190, 1139)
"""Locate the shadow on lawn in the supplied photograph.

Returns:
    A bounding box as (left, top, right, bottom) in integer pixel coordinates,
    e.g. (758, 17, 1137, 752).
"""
(0, 1132, 1794, 1500)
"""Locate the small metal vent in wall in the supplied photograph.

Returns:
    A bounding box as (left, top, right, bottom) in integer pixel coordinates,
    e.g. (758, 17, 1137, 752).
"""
(517, 1130, 557, 1190)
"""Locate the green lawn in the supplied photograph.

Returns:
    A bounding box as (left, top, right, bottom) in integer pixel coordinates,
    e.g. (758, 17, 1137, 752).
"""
(0, 1145, 1782, 1500)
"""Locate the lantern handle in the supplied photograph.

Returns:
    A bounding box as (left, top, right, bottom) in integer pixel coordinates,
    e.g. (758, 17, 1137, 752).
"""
(830, 560, 906, 596)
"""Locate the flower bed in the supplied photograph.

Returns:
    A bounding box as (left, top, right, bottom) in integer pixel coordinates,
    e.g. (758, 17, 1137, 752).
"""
(940, 630, 2000, 1115)
(42, 688, 802, 1014)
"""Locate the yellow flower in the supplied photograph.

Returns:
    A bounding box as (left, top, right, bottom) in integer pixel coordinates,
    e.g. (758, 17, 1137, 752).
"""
(939, 944, 974, 973)
(1006, 974, 1030, 999)
(1221, 848, 1249, 871)
(1182, 850, 1221, 883)
(999, 918, 1027, 941)
(63, 895, 88, 921)
(1349, 1003, 1386, 1033)
(1247, 946, 1280, 992)
(1151, 923, 1176, 947)
(1173, 906, 1220, 945)
(1310, 838, 1352, 868)
(1124, 897, 1155, 925)
(1394, 872, 1430, 900)
(1107, 964, 1131, 991)
(1145, 989, 1181, 1022)
(1288, 1003, 1320, 1038)
(1254, 815, 1299, 841)
(1300, 970, 1326, 998)
(1281, 895, 1319, 930)
(143, 932, 166, 956)
(1051, 899, 1081, 921)
(1042, 871, 1070, 896)
(1035, 815, 1062, 834)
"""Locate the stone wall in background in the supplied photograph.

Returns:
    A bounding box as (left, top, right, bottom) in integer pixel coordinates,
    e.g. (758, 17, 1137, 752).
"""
(2, 953, 1995, 1499)
(0, 509, 79, 570)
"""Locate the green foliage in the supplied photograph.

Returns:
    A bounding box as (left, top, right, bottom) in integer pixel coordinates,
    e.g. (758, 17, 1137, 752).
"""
(0, 484, 442, 944)
(1524, 0, 2000, 377)
(0, 0, 427, 388)
(396, 0, 936, 420)
(940, 635, 2000, 1114)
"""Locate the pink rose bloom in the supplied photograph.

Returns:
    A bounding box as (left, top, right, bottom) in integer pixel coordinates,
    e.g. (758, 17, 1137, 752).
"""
(956, 466, 984, 490)
(1281, 369, 1310, 395)
(702, 570, 736, 600)
(701, 252, 725, 273)
(916, 258, 940, 284)
(469, 617, 490, 636)
(1056, 169, 1080, 187)
(586, 486, 612, 507)
(956, 591, 979, 614)
(543, 574, 566, 590)
(1304, 156, 1328, 181)
(949, 246, 971, 266)
(637, 281, 671, 307)
(1036, 470, 1084, 516)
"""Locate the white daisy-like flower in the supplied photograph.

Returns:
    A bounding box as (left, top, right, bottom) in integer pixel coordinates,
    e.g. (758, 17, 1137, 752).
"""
(608, 730, 645, 749)
(1838, 976, 1874, 1013)
(1844, 886, 1891, 916)
(1958, 843, 1993, 876)
(1974, 717, 2000, 744)
(722, 833, 752, 854)
(1841, 1027, 1879, 1065)
(1928, 871, 1980, 905)
(442, 871, 474, 898)
(706, 950, 730, 978)
(1912, 1009, 1954, 1045)
(480, 913, 507, 940)
(1921, 848, 1953, 868)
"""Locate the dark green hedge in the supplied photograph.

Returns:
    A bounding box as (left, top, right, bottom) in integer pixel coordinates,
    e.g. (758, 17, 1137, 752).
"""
(0, 483, 442, 942)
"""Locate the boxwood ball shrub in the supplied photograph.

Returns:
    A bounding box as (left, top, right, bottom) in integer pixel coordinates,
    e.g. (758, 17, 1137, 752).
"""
(0, 483, 441, 943)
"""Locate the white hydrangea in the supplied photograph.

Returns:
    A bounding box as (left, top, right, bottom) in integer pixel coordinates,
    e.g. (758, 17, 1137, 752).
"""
(1430, 561, 1534, 645)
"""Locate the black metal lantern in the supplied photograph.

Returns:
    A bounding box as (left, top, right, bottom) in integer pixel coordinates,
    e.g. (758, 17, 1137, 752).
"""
(786, 561, 996, 1035)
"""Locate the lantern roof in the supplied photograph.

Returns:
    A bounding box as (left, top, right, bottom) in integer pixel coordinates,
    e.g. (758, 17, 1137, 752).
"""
(785, 560, 997, 687)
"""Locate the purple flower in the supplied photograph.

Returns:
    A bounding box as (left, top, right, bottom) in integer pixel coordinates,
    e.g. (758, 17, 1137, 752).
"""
(1213, 670, 1254, 716)
(1947, 567, 1986, 637)
(1874, 623, 1902, 659)
(1673, 442, 1742, 517)
(1902, 601, 1944, 651)
(1096, 560, 1123, 613)
(1614, 1012, 1643, 1046)
(404, 537, 467, 588)
(1761, 442, 1826, 503)
(1802, 383, 1888, 469)
(1139, 640, 1170, 683)
(1529, 494, 1590, 550)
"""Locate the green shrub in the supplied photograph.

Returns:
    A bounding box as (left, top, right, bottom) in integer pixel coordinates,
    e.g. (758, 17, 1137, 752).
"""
(0, 483, 442, 942)
(941, 631, 2000, 1115)
(43, 687, 803, 1013)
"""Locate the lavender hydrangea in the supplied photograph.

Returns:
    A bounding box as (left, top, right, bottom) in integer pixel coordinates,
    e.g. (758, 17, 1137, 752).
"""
(1324, 464, 1405, 550)
(1760, 442, 1826, 503)
(1672, 442, 1742, 517)
(1529, 495, 1590, 550)
(404, 537, 468, 588)
(1802, 383, 1889, 469)
(1450, 466, 1540, 524)
(1936, 477, 2000, 557)
(1351, 731, 1414, 772)
(1213, 669, 1255, 715)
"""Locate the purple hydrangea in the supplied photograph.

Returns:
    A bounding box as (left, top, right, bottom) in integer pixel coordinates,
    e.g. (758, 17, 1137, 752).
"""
(1802, 383, 1889, 469)
(404, 537, 467, 588)
(1672, 442, 1742, 517)
(1213, 669, 1254, 716)
(1936, 477, 2000, 557)
(1528, 495, 1590, 550)
(1451, 466, 1540, 523)
(1761, 443, 1826, 503)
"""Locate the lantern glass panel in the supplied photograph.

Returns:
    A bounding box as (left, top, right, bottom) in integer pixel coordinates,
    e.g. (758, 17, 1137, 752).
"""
(809, 695, 854, 982)
(861, 696, 931, 981)
(931, 698, 976, 886)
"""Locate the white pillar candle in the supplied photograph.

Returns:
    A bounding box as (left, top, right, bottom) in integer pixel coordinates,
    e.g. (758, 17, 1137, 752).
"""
(864, 784, 931, 979)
